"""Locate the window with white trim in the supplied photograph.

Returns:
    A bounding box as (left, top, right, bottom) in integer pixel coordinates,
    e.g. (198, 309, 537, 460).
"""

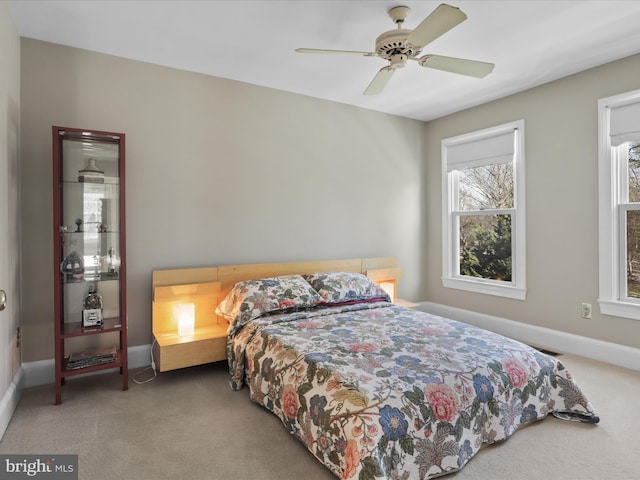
(442, 120, 526, 300)
(598, 89, 640, 320)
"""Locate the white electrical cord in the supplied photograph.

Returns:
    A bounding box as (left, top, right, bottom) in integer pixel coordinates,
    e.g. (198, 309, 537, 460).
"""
(132, 339, 158, 384)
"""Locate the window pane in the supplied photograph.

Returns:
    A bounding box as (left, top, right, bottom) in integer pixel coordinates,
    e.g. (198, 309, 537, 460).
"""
(459, 214, 512, 281)
(628, 143, 640, 203)
(458, 163, 513, 210)
(627, 209, 640, 298)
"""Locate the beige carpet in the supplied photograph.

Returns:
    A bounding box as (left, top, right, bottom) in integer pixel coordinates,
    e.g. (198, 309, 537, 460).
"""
(1, 353, 638, 480)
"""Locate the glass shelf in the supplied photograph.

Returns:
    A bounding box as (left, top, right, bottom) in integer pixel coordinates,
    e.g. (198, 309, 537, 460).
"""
(60, 274, 119, 285)
(62, 230, 120, 234)
(62, 178, 120, 186)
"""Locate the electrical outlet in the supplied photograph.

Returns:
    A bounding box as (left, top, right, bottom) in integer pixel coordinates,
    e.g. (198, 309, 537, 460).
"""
(581, 303, 592, 319)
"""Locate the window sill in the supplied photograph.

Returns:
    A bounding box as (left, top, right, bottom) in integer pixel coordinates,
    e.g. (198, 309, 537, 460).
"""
(442, 277, 526, 300)
(598, 299, 640, 321)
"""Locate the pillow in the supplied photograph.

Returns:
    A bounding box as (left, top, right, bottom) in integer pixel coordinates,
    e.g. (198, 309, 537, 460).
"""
(302, 271, 391, 305)
(216, 274, 323, 326)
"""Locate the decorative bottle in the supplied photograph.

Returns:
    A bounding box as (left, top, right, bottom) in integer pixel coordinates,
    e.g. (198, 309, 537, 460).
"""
(82, 283, 103, 328)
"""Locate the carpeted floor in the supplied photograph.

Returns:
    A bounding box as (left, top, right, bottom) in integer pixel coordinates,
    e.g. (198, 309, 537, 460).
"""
(1, 353, 638, 480)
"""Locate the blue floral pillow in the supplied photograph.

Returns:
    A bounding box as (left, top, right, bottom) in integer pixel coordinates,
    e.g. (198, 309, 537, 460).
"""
(216, 275, 323, 327)
(302, 271, 391, 305)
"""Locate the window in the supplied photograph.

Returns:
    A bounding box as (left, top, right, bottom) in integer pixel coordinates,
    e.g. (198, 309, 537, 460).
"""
(442, 120, 526, 299)
(598, 89, 640, 320)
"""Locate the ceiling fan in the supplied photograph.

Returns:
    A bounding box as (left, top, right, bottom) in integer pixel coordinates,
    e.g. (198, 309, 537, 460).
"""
(295, 3, 494, 95)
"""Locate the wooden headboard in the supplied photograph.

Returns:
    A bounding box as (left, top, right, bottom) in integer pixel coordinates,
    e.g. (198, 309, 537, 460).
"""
(152, 256, 401, 303)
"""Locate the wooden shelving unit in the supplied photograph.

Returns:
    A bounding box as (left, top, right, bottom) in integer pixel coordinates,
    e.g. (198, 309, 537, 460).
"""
(52, 126, 128, 404)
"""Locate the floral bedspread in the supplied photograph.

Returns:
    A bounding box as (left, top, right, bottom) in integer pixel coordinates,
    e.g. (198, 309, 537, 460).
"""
(228, 303, 599, 480)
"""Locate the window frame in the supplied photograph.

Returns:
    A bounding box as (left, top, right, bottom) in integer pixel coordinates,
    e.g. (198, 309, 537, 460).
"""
(598, 89, 640, 320)
(441, 119, 526, 300)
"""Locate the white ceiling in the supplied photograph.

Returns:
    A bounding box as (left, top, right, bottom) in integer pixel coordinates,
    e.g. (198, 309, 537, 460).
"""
(7, 0, 640, 122)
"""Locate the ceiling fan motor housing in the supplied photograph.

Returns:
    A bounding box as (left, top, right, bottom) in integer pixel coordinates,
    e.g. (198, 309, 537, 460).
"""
(375, 29, 421, 58)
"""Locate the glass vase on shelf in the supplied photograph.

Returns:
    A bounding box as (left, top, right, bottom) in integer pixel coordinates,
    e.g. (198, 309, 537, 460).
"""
(78, 158, 105, 184)
(100, 247, 119, 279)
(60, 251, 84, 283)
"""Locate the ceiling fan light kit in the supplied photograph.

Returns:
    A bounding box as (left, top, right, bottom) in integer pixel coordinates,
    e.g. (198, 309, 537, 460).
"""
(296, 3, 495, 95)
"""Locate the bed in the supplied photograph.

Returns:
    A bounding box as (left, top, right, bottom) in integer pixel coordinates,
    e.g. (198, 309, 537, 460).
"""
(155, 258, 599, 480)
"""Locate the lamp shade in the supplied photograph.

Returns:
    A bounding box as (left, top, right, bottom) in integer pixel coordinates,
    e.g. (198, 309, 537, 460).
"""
(176, 303, 195, 336)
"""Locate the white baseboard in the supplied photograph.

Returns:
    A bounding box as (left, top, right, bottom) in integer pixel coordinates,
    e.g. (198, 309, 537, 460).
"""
(22, 344, 153, 388)
(0, 367, 24, 441)
(419, 301, 640, 372)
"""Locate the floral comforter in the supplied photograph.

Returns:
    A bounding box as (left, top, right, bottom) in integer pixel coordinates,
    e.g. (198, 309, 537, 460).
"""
(228, 303, 599, 480)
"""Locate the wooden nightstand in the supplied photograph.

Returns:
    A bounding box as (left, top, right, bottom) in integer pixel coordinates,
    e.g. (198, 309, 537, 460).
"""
(152, 322, 227, 372)
(152, 280, 228, 372)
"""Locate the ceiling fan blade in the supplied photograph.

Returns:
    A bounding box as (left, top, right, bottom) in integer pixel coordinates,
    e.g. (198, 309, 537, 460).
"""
(419, 54, 494, 78)
(364, 67, 395, 95)
(406, 3, 467, 49)
(295, 48, 375, 56)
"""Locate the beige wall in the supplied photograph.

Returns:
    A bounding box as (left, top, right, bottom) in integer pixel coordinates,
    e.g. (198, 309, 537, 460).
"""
(0, 2, 21, 402)
(18, 37, 640, 364)
(19, 39, 424, 362)
(423, 53, 640, 350)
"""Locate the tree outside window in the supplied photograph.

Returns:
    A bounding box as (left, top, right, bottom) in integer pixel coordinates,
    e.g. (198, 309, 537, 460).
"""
(458, 163, 513, 281)
(625, 143, 640, 298)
